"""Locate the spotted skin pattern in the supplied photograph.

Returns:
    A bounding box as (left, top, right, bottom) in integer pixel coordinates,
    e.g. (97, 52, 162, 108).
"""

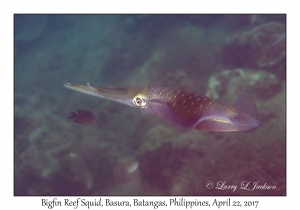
(148, 86, 260, 132)
(148, 87, 211, 119)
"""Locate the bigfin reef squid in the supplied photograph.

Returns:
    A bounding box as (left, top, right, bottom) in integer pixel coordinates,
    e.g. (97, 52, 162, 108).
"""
(64, 83, 261, 133)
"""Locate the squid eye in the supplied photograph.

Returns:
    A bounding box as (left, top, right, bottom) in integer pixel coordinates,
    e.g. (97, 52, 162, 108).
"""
(133, 95, 147, 107)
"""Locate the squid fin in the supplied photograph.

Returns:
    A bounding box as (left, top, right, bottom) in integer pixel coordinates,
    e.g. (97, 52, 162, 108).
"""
(196, 101, 261, 132)
(148, 99, 194, 133)
(233, 95, 259, 119)
(196, 107, 237, 132)
(232, 95, 261, 132)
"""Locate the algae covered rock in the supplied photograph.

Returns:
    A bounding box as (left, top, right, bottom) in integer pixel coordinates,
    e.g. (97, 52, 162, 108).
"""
(221, 21, 285, 70)
(206, 68, 282, 101)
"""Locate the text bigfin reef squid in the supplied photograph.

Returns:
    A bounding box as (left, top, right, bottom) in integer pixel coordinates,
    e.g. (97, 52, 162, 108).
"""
(64, 83, 261, 133)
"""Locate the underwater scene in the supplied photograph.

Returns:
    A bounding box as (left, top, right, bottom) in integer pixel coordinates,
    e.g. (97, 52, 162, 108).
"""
(14, 14, 286, 196)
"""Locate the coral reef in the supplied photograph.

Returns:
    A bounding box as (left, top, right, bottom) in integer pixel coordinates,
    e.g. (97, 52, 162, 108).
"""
(221, 21, 286, 79)
(205, 68, 282, 101)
